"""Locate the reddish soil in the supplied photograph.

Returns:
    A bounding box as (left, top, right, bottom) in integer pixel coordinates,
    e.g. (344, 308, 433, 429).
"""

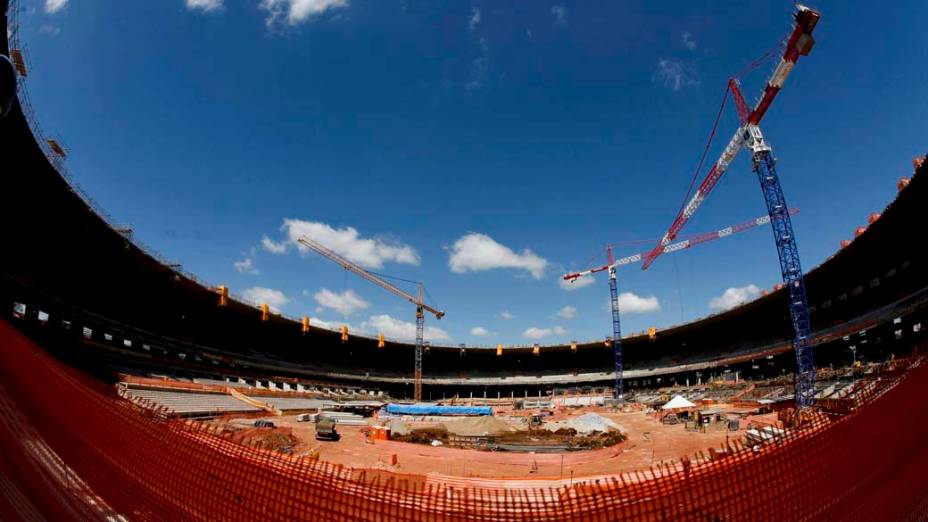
(236, 406, 765, 480)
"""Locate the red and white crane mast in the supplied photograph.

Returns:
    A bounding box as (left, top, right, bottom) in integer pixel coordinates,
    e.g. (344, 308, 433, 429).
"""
(640, 6, 820, 409)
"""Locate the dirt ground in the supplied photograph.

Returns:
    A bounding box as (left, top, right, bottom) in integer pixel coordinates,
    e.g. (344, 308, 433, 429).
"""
(230, 406, 768, 480)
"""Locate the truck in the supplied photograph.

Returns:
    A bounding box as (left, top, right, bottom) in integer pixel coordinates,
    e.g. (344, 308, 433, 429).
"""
(315, 416, 339, 441)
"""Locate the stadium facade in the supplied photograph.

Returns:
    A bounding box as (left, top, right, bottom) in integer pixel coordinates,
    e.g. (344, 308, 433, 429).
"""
(3, 67, 925, 396)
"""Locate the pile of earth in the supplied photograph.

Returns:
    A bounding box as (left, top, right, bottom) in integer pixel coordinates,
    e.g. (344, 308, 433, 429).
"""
(389, 416, 516, 445)
(232, 427, 299, 453)
(493, 427, 625, 451)
(389, 414, 625, 451)
(442, 416, 516, 437)
(388, 419, 410, 436)
(544, 413, 625, 435)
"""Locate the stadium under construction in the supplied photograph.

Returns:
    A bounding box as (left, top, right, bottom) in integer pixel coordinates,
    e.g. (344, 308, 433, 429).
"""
(1, 1, 928, 519)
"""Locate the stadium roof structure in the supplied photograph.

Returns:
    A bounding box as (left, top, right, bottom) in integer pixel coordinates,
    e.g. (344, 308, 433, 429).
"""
(0, 0, 926, 395)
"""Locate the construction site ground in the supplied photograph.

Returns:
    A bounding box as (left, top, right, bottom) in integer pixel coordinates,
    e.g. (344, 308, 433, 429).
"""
(221, 405, 773, 480)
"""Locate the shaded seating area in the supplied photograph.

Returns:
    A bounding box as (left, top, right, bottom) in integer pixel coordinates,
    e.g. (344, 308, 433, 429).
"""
(123, 387, 262, 416)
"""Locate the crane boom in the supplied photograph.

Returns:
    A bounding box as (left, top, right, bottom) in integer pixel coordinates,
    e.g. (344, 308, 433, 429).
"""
(640, 6, 819, 270)
(297, 235, 443, 402)
(297, 236, 444, 319)
(563, 209, 798, 281)
(636, 5, 821, 410)
(562, 207, 798, 402)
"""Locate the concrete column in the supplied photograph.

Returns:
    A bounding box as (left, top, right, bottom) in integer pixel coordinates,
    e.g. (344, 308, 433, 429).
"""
(686, 378, 689, 387)
(470, 391, 473, 399)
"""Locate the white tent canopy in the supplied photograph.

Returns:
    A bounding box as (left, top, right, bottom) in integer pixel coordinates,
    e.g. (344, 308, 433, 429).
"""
(662, 395, 697, 410)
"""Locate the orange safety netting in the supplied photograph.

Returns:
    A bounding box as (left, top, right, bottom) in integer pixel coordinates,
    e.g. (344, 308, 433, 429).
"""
(1, 318, 927, 521)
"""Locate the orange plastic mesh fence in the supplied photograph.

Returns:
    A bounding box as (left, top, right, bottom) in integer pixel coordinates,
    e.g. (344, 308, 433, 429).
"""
(1, 318, 928, 521)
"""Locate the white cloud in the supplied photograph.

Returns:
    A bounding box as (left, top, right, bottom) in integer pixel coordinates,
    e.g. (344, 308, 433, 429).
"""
(310, 317, 348, 331)
(263, 219, 419, 269)
(470, 326, 490, 336)
(186, 0, 223, 12)
(242, 286, 290, 313)
(233, 256, 259, 275)
(499, 311, 514, 320)
(313, 288, 370, 316)
(468, 6, 480, 31)
(555, 305, 577, 320)
(44, 0, 68, 14)
(465, 7, 487, 90)
(654, 58, 699, 91)
(523, 325, 567, 340)
(261, 235, 289, 254)
(550, 4, 567, 26)
(709, 284, 761, 312)
(523, 327, 550, 340)
(38, 24, 60, 36)
(682, 31, 697, 51)
(618, 292, 661, 314)
(559, 274, 596, 291)
(448, 233, 547, 279)
(260, 0, 348, 27)
(467, 36, 489, 90)
(362, 314, 449, 342)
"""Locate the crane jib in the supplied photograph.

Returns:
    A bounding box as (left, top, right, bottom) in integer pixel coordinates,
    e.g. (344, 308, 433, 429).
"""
(641, 5, 819, 271)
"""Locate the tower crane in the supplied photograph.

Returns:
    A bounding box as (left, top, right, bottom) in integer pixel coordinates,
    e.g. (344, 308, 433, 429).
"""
(640, 6, 820, 408)
(297, 236, 444, 402)
(563, 209, 798, 401)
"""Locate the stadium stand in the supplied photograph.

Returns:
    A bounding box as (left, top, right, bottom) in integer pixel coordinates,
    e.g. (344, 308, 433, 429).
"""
(3, 320, 928, 519)
(122, 387, 262, 416)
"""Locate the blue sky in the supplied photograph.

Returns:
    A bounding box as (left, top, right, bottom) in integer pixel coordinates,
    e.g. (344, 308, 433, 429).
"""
(18, 0, 928, 346)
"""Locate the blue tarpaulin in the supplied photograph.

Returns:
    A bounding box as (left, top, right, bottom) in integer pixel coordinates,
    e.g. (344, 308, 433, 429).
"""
(385, 404, 492, 416)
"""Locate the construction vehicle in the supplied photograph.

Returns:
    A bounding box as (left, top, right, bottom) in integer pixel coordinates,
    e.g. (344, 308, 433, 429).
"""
(297, 236, 444, 402)
(314, 416, 339, 441)
(640, 6, 820, 409)
(563, 210, 797, 401)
